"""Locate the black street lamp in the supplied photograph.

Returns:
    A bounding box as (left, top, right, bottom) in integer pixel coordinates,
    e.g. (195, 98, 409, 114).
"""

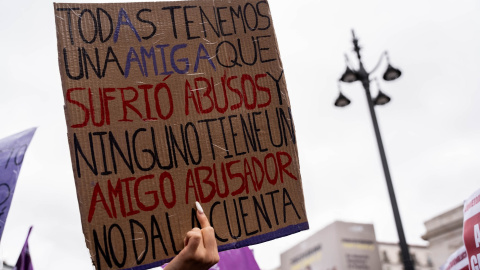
(335, 30, 414, 270)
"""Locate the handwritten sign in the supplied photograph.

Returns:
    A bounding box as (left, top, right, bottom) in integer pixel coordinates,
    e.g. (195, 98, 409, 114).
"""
(0, 128, 36, 241)
(54, 1, 308, 269)
(463, 188, 480, 270)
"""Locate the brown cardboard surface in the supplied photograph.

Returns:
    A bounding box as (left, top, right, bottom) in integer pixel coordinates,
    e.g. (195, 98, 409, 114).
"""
(54, 1, 308, 269)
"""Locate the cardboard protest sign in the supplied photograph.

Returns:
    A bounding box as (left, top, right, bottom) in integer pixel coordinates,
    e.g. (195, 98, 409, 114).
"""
(463, 188, 480, 270)
(54, 1, 308, 269)
(0, 128, 36, 241)
(441, 246, 468, 270)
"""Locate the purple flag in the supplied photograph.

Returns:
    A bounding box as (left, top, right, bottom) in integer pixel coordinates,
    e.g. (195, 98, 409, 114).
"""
(212, 247, 260, 270)
(162, 247, 261, 270)
(15, 226, 34, 270)
(0, 128, 36, 241)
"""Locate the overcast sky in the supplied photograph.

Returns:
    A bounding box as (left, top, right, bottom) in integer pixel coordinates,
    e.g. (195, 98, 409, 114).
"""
(1, 0, 480, 269)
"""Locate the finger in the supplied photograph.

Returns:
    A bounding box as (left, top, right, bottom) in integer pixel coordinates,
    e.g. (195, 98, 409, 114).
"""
(184, 229, 202, 252)
(196, 201, 211, 229)
(201, 226, 218, 251)
(184, 228, 200, 247)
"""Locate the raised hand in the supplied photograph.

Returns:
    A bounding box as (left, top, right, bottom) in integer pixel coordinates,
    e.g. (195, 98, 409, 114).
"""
(164, 202, 220, 270)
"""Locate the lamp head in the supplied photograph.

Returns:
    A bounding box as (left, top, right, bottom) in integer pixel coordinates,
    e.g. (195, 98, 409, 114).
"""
(383, 64, 402, 81)
(340, 67, 358, 83)
(334, 92, 351, 107)
(374, 91, 391, 105)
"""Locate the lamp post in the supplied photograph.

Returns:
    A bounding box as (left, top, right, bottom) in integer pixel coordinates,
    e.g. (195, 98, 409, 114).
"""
(334, 30, 414, 270)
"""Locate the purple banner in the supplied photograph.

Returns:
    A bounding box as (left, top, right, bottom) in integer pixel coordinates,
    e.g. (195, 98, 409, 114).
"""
(160, 247, 260, 270)
(0, 128, 36, 241)
(213, 247, 260, 270)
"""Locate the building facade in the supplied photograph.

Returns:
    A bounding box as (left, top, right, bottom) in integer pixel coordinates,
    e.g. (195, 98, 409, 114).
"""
(279, 221, 434, 270)
(377, 242, 434, 270)
(421, 205, 464, 270)
(2, 262, 14, 270)
(280, 221, 381, 270)
(277, 205, 466, 270)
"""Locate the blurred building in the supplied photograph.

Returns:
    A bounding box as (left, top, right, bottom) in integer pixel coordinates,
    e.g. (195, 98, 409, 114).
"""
(276, 205, 465, 270)
(280, 221, 381, 270)
(421, 205, 464, 270)
(279, 221, 433, 270)
(2, 262, 14, 270)
(378, 242, 433, 270)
